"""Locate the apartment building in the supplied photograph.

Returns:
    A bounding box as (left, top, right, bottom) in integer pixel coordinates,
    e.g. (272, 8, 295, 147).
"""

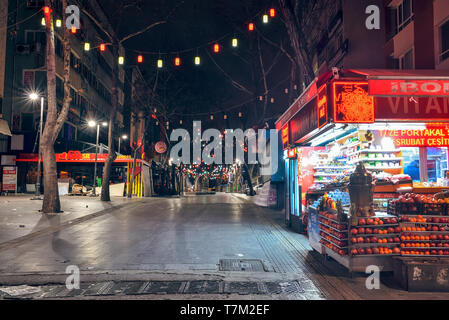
(384, 0, 449, 70)
(1, 0, 126, 155)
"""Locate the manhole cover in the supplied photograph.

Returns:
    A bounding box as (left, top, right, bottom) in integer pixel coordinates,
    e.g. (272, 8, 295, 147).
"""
(224, 282, 264, 295)
(184, 281, 221, 294)
(140, 281, 185, 295)
(219, 259, 267, 272)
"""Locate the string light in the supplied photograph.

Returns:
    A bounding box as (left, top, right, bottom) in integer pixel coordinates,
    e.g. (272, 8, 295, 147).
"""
(270, 8, 276, 17)
(84, 42, 90, 51)
(137, 55, 143, 63)
(213, 43, 220, 53)
(180, 120, 183, 124)
(238, 112, 242, 118)
(41, 18, 46, 26)
(100, 44, 106, 52)
(263, 14, 269, 23)
(118, 56, 125, 65)
(157, 59, 163, 68)
(71, 27, 77, 34)
(210, 115, 214, 120)
(153, 108, 157, 113)
(224, 115, 227, 120)
(194, 56, 201, 65)
(55, 19, 62, 28)
(232, 38, 238, 48)
(43, 6, 51, 14)
(175, 57, 181, 66)
(248, 23, 255, 31)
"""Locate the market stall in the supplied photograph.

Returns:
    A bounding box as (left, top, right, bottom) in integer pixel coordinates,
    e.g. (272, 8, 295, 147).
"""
(276, 69, 449, 276)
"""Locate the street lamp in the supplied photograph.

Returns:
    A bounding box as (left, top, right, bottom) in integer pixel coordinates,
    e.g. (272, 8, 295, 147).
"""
(118, 134, 128, 155)
(88, 120, 108, 197)
(29, 92, 44, 200)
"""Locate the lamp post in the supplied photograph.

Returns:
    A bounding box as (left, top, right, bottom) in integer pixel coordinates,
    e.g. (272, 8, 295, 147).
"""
(118, 135, 128, 155)
(89, 120, 107, 197)
(30, 93, 44, 200)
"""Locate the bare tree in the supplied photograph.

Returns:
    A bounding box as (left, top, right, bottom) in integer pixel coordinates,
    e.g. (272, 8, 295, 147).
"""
(81, 1, 166, 201)
(278, 0, 316, 85)
(40, 0, 72, 213)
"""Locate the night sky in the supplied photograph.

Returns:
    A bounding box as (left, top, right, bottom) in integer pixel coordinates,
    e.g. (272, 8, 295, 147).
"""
(98, 0, 294, 131)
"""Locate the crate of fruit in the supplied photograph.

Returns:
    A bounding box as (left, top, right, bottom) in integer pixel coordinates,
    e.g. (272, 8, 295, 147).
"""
(422, 202, 447, 216)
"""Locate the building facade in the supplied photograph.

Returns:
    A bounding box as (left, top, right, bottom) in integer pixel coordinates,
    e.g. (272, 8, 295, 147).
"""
(0, 0, 126, 156)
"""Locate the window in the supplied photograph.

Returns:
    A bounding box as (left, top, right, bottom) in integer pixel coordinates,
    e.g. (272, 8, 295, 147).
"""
(21, 114, 34, 132)
(399, 49, 414, 69)
(397, 0, 413, 32)
(440, 19, 449, 62)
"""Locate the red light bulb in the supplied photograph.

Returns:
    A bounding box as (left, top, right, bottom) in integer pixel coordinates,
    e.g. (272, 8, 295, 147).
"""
(213, 44, 220, 53)
(248, 23, 255, 31)
(100, 44, 106, 52)
(175, 57, 181, 66)
(269, 8, 276, 17)
(137, 55, 143, 63)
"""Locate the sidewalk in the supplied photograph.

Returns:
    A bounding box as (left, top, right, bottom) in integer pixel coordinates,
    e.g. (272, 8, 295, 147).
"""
(0, 195, 139, 245)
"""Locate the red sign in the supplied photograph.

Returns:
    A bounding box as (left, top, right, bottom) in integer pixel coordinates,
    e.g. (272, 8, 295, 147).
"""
(281, 124, 289, 150)
(288, 148, 297, 159)
(276, 82, 317, 130)
(378, 127, 449, 147)
(317, 84, 328, 128)
(333, 82, 374, 123)
(375, 96, 449, 121)
(369, 79, 449, 97)
(155, 141, 167, 154)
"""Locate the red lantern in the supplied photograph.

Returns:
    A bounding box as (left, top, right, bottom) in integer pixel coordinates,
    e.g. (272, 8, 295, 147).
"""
(248, 23, 255, 31)
(213, 44, 220, 53)
(137, 55, 143, 63)
(100, 44, 106, 52)
(71, 27, 77, 34)
(269, 8, 276, 17)
(43, 6, 51, 14)
(175, 57, 181, 66)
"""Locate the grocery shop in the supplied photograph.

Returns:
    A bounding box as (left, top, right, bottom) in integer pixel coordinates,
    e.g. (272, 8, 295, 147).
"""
(276, 69, 449, 289)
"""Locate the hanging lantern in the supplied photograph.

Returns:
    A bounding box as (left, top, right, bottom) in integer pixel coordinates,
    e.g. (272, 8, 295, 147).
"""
(259, 96, 263, 101)
(285, 88, 289, 94)
(84, 42, 90, 51)
(155, 121, 159, 125)
(271, 98, 275, 103)
(194, 56, 201, 65)
(232, 38, 238, 48)
(137, 55, 143, 63)
(238, 112, 242, 118)
(270, 8, 276, 17)
(248, 23, 255, 31)
(118, 56, 125, 65)
(43, 6, 51, 14)
(71, 26, 77, 34)
(153, 108, 157, 113)
(224, 115, 227, 120)
(262, 14, 269, 24)
(157, 59, 163, 68)
(41, 18, 46, 26)
(174, 57, 181, 66)
(100, 44, 106, 52)
(55, 19, 62, 28)
(294, 84, 298, 90)
(210, 115, 214, 120)
(179, 120, 183, 125)
(213, 43, 220, 53)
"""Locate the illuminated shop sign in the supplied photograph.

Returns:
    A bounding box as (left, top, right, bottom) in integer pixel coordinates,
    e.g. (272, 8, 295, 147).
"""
(288, 148, 297, 159)
(281, 124, 289, 150)
(317, 84, 328, 128)
(369, 80, 449, 97)
(333, 82, 374, 123)
(375, 96, 449, 121)
(378, 127, 449, 147)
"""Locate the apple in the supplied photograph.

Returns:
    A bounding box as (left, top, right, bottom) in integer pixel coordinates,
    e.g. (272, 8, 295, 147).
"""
(373, 248, 380, 254)
(387, 227, 395, 234)
(351, 249, 358, 256)
(358, 248, 366, 255)
(351, 238, 358, 244)
(438, 250, 444, 256)
(394, 227, 401, 233)
(431, 250, 437, 255)
(366, 248, 373, 255)
(359, 228, 366, 234)
(351, 229, 358, 235)
(357, 237, 364, 244)
(365, 228, 373, 235)
(359, 219, 367, 226)
(367, 219, 374, 225)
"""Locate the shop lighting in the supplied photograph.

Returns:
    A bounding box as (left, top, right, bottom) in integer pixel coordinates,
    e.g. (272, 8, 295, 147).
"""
(381, 137, 396, 150)
(157, 59, 163, 68)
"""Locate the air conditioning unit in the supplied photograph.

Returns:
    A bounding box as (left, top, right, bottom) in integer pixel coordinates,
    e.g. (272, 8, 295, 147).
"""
(16, 44, 31, 55)
(26, 0, 45, 8)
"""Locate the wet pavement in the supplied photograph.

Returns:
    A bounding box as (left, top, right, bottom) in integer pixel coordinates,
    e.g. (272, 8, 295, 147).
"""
(1, 193, 449, 300)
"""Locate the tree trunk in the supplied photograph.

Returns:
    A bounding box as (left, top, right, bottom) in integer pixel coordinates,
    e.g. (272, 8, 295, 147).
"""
(40, 0, 71, 213)
(101, 42, 119, 202)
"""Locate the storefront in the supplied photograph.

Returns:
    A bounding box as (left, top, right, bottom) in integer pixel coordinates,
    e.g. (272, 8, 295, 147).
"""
(276, 69, 449, 284)
(14, 151, 151, 197)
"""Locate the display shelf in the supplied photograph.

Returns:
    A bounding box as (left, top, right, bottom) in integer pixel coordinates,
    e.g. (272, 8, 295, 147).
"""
(366, 166, 403, 170)
(351, 242, 400, 247)
(352, 233, 400, 237)
(314, 173, 345, 177)
(324, 246, 350, 268)
(318, 214, 348, 225)
(321, 238, 348, 249)
(349, 158, 403, 164)
(401, 254, 449, 257)
(318, 222, 348, 233)
(354, 224, 399, 228)
(319, 229, 348, 241)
